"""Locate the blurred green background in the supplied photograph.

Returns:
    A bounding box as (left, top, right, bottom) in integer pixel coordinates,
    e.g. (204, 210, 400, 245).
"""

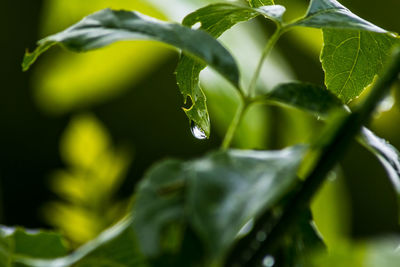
(1, 0, 400, 249)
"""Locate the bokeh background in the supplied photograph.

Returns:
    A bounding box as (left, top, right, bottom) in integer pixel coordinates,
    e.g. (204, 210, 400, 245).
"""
(1, 0, 400, 248)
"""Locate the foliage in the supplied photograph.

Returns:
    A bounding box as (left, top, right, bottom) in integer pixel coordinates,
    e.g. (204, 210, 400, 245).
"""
(9, 0, 400, 266)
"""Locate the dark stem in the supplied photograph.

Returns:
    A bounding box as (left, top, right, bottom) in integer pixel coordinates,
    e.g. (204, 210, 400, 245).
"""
(225, 47, 400, 267)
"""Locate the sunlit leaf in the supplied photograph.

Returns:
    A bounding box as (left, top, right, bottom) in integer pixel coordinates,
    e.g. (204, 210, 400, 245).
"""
(321, 30, 398, 103)
(293, 0, 399, 103)
(133, 146, 306, 261)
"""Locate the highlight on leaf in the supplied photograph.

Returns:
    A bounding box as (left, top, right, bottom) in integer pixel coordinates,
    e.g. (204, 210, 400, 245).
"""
(22, 8, 239, 89)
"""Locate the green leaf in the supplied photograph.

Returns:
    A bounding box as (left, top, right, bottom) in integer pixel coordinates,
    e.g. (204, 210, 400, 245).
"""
(176, 2, 284, 137)
(248, 0, 275, 8)
(22, 8, 239, 88)
(187, 147, 305, 258)
(295, 0, 386, 32)
(321, 30, 398, 103)
(254, 82, 400, 217)
(132, 146, 306, 261)
(293, 0, 400, 103)
(259, 82, 345, 117)
(0, 226, 68, 266)
(132, 160, 187, 256)
(14, 218, 148, 267)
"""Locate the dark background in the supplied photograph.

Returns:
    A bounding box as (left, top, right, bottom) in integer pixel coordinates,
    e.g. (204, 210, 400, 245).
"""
(1, 0, 400, 242)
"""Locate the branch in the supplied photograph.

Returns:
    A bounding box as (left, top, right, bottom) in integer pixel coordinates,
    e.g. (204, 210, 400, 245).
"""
(225, 46, 400, 267)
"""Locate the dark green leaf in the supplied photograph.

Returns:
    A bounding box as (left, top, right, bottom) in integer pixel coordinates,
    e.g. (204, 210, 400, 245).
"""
(176, 2, 284, 137)
(187, 147, 305, 258)
(295, 0, 386, 32)
(14, 218, 148, 267)
(0, 226, 68, 267)
(273, 210, 325, 267)
(321, 30, 398, 103)
(132, 146, 306, 261)
(254, 82, 400, 219)
(248, 0, 275, 8)
(259, 82, 345, 117)
(132, 160, 187, 256)
(359, 128, 400, 205)
(22, 8, 239, 89)
(0, 227, 68, 260)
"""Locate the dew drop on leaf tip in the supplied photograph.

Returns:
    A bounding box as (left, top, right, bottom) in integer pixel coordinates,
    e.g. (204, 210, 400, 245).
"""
(190, 121, 207, 140)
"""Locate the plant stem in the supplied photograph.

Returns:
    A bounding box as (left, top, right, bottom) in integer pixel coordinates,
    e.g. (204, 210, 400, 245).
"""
(248, 27, 283, 98)
(225, 47, 400, 267)
(221, 28, 285, 150)
(221, 100, 248, 150)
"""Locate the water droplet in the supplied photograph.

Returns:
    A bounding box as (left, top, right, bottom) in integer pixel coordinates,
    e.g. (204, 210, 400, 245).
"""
(190, 121, 207, 140)
(262, 255, 275, 267)
(328, 171, 337, 182)
(237, 219, 254, 238)
(377, 95, 395, 113)
(192, 22, 202, 30)
(256, 231, 267, 242)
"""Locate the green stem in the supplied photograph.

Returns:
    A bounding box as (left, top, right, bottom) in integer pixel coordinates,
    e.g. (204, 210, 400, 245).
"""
(221, 27, 285, 150)
(248, 27, 283, 98)
(221, 100, 248, 150)
(225, 47, 400, 267)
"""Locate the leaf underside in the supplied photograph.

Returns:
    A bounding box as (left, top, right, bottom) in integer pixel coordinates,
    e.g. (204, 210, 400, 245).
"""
(321, 30, 398, 103)
(265, 82, 345, 117)
(295, 0, 399, 103)
(297, 0, 386, 33)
